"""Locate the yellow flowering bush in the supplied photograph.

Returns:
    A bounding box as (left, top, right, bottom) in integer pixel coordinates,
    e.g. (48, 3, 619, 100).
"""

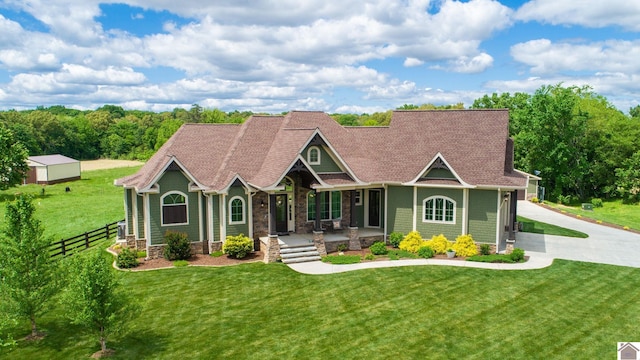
(424, 234, 451, 254)
(399, 231, 426, 253)
(451, 234, 478, 257)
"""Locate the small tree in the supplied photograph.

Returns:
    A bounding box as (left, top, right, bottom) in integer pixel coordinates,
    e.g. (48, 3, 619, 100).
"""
(62, 251, 139, 356)
(0, 195, 59, 339)
(0, 125, 29, 191)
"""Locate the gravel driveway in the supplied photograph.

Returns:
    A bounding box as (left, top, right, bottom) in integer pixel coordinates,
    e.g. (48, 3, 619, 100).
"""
(517, 201, 640, 268)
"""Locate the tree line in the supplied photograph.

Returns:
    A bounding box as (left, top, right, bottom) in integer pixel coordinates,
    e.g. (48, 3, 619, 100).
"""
(1, 84, 640, 202)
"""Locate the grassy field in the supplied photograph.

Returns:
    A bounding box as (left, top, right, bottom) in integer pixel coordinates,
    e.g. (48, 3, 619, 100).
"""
(3, 248, 639, 359)
(0, 166, 141, 239)
(544, 200, 640, 230)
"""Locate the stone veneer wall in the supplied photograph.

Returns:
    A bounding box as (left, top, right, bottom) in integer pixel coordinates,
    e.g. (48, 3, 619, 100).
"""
(146, 241, 206, 260)
(253, 192, 269, 239)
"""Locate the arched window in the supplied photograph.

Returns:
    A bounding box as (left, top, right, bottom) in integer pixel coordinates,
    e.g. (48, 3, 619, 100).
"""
(307, 146, 321, 165)
(162, 192, 188, 225)
(229, 196, 246, 224)
(423, 196, 456, 224)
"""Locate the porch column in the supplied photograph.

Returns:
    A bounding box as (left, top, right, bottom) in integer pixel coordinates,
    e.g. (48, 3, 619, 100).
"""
(508, 190, 517, 240)
(269, 193, 277, 236)
(314, 189, 322, 231)
(350, 190, 357, 227)
(263, 234, 280, 263)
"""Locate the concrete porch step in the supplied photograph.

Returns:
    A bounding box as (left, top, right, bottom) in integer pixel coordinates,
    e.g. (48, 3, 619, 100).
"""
(279, 243, 322, 264)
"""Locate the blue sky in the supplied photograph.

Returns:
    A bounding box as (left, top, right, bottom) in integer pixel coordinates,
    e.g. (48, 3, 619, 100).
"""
(0, 0, 639, 113)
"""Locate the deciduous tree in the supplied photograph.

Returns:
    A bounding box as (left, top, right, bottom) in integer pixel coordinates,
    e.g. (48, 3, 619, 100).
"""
(0, 125, 29, 191)
(0, 195, 59, 338)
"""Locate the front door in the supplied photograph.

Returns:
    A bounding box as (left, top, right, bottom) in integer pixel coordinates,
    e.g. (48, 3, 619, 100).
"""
(368, 189, 381, 227)
(275, 194, 288, 234)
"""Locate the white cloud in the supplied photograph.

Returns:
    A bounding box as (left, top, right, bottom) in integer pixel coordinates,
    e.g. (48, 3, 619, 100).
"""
(516, 0, 640, 31)
(511, 39, 640, 75)
(404, 57, 424, 67)
(435, 53, 494, 73)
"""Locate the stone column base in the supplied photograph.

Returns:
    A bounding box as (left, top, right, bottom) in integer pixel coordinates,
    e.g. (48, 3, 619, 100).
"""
(313, 231, 327, 256)
(348, 226, 361, 250)
(263, 235, 280, 263)
(505, 239, 515, 254)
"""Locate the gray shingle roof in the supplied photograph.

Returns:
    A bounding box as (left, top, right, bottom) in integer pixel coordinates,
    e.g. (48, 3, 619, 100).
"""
(28, 154, 78, 166)
(115, 110, 526, 192)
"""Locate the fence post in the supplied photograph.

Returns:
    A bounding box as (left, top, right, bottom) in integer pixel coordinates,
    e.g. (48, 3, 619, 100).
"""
(61, 239, 66, 257)
(105, 224, 110, 240)
(85, 232, 89, 249)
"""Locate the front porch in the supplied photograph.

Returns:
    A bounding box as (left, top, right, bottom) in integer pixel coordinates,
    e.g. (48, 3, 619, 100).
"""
(259, 228, 385, 263)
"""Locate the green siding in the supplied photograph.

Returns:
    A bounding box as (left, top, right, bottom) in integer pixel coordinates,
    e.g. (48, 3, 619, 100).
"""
(386, 186, 413, 234)
(149, 171, 200, 245)
(225, 186, 249, 236)
(425, 168, 456, 179)
(304, 144, 342, 173)
(415, 188, 463, 241)
(212, 195, 220, 242)
(527, 180, 537, 198)
(124, 189, 133, 236)
(136, 194, 144, 239)
(468, 189, 498, 243)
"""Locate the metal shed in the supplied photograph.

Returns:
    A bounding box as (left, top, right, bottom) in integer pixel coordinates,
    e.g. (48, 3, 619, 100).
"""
(24, 155, 81, 185)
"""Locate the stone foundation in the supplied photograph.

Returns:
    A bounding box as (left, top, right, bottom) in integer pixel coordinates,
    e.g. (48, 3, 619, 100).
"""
(136, 239, 146, 250)
(263, 235, 280, 263)
(505, 239, 515, 254)
(325, 240, 349, 253)
(210, 241, 222, 252)
(359, 235, 384, 248)
(146, 241, 206, 260)
(126, 235, 136, 248)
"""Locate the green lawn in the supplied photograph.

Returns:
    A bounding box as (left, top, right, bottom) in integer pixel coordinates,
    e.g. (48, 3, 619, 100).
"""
(0, 166, 141, 239)
(544, 200, 640, 230)
(517, 216, 588, 238)
(4, 250, 639, 359)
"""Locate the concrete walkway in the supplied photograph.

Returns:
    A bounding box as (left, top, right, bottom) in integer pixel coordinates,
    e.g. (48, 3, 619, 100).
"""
(288, 201, 640, 274)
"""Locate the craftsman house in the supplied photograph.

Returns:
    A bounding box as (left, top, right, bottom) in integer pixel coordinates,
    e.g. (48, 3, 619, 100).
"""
(115, 110, 527, 262)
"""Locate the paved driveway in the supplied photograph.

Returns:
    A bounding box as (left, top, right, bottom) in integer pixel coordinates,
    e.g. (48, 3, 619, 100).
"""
(517, 201, 640, 268)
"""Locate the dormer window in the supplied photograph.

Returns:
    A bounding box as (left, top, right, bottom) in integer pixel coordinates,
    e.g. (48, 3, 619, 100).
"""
(307, 146, 321, 165)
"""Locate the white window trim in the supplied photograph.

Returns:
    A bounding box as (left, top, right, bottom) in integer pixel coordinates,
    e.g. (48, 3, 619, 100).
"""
(228, 196, 246, 225)
(307, 146, 321, 165)
(307, 191, 341, 221)
(422, 196, 456, 224)
(161, 191, 189, 226)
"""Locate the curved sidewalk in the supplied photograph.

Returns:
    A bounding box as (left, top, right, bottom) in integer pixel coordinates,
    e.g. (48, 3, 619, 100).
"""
(287, 255, 553, 275)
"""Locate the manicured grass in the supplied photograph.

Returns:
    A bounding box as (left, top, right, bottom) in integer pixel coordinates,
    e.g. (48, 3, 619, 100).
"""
(517, 215, 589, 238)
(545, 199, 640, 230)
(322, 254, 361, 264)
(0, 166, 141, 239)
(4, 252, 640, 359)
(466, 254, 517, 263)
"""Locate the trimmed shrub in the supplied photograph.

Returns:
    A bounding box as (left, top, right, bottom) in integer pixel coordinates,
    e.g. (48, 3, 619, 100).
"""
(164, 231, 192, 261)
(399, 231, 425, 253)
(530, 197, 539, 203)
(369, 241, 388, 255)
(388, 231, 404, 248)
(364, 254, 375, 261)
(480, 243, 491, 256)
(116, 247, 138, 268)
(223, 234, 253, 259)
(337, 243, 348, 252)
(423, 234, 451, 254)
(510, 248, 525, 262)
(452, 234, 478, 257)
(591, 198, 603, 208)
(417, 246, 434, 259)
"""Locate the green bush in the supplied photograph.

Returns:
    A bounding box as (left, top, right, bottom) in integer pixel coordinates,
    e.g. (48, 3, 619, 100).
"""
(337, 243, 348, 252)
(364, 254, 375, 261)
(510, 248, 525, 262)
(480, 244, 491, 256)
(163, 231, 192, 261)
(388, 231, 404, 248)
(116, 247, 139, 268)
(417, 246, 434, 259)
(591, 198, 603, 208)
(369, 241, 388, 255)
(223, 234, 253, 259)
(136, 251, 146, 258)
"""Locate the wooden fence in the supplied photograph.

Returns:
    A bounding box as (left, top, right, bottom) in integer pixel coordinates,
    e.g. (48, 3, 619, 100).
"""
(50, 219, 124, 258)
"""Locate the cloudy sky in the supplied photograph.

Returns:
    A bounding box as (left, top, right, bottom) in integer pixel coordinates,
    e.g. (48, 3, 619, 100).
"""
(0, 0, 639, 113)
